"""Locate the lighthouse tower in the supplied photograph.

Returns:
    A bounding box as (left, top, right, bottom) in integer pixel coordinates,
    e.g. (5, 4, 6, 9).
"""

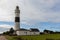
(15, 6, 20, 30)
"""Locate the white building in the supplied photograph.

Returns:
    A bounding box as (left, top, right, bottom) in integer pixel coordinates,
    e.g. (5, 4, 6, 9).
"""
(14, 6, 40, 35)
(16, 28, 40, 35)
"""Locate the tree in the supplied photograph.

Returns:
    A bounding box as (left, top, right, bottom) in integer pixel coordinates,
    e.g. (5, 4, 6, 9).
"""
(3, 31, 10, 35)
(44, 29, 54, 34)
(9, 28, 14, 34)
(3, 32, 6, 34)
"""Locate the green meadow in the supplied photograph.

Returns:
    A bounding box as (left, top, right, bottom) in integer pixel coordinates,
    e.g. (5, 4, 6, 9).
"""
(6, 34, 60, 40)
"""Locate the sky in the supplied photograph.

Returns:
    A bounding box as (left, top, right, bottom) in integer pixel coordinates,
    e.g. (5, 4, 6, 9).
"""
(0, 0, 60, 33)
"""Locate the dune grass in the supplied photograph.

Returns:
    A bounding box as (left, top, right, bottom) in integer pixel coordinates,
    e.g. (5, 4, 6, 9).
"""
(6, 34, 60, 40)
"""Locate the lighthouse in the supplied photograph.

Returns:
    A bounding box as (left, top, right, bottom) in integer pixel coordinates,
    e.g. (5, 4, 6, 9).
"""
(15, 6, 20, 30)
(13, 6, 40, 35)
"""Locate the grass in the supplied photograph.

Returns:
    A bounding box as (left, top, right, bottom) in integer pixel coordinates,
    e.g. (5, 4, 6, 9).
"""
(6, 34, 60, 40)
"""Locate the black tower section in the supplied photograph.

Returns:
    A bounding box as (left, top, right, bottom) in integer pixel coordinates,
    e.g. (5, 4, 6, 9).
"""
(15, 17, 20, 22)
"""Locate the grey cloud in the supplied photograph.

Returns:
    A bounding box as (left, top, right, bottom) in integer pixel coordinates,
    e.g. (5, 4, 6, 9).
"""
(0, 0, 60, 23)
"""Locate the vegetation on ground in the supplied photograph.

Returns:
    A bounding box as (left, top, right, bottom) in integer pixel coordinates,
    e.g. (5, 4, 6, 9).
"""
(6, 34, 60, 40)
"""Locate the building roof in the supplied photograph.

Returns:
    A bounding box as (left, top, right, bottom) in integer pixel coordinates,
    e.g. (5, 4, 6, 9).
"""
(16, 28, 29, 31)
(30, 28, 39, 32)
(20, 29, 29, 31)
(16, 28, 40, 32)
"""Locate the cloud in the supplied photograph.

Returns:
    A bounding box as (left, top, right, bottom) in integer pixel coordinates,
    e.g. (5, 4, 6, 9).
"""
(0, 32, 3, 34)
(21, 0, 60, 23)
(0, 0, 60, 23)
(0, 24, 14, 33)
(0, 24, 14, 28)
